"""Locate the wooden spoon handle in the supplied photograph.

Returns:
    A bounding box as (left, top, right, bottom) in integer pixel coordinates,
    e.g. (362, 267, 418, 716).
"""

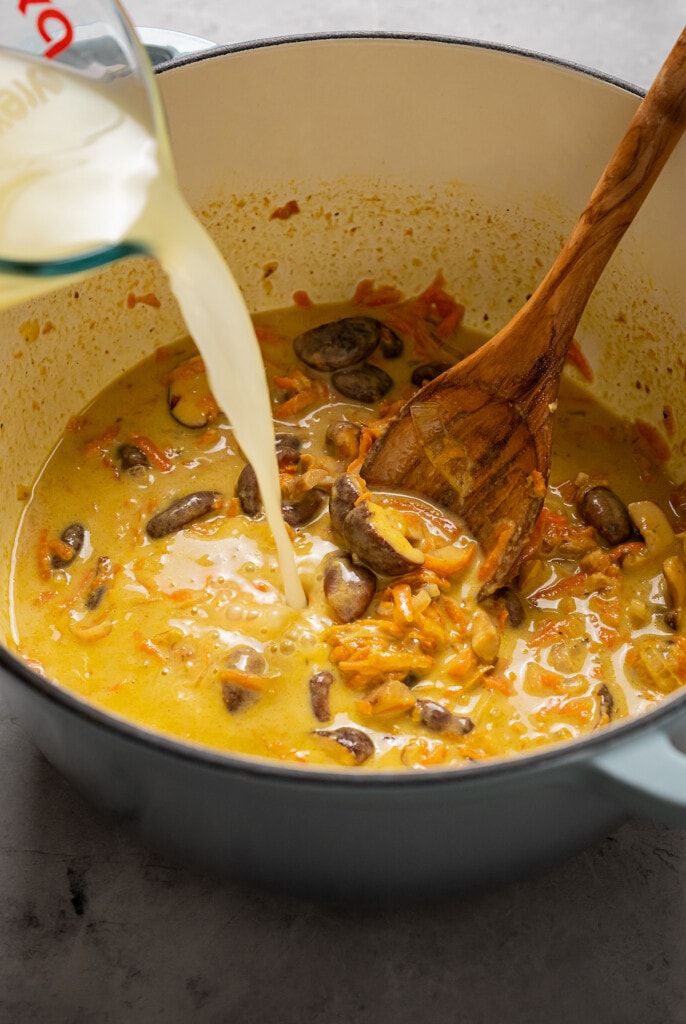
(513, 26, 686, 365)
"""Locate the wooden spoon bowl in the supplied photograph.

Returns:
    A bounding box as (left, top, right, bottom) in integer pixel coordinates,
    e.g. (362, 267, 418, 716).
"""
(363, 27, 686, 596)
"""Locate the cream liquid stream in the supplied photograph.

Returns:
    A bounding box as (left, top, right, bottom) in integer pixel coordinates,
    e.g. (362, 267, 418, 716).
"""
(0, 51, 306, 607)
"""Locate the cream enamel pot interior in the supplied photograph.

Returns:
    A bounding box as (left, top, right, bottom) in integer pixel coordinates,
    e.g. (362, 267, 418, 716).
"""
(1, 35, 686, 900)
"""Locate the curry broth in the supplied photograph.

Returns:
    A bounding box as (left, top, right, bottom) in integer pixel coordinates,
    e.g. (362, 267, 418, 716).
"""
(9, 284, 686, 769)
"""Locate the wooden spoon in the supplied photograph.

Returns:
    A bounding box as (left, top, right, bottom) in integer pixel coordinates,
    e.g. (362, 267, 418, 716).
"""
(362, 27, 686, 597)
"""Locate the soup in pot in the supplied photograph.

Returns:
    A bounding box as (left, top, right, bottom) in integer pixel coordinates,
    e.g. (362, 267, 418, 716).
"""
(9, 277, 686, 768)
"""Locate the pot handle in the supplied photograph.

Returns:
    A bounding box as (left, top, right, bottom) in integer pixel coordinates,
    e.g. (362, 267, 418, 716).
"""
(591, 726, 686, 826)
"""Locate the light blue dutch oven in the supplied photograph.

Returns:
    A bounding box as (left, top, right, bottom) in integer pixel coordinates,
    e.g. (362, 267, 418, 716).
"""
(0, 34, 684, 899)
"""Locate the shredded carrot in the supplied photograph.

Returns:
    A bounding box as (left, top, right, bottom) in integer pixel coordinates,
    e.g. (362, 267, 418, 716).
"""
(447, 647, 476, 678)
(66, 415, 88, 433)
(456, 743, 490, 761)
(527, 615, 582, 649)
(351, 279, 404, 307)
(292, 290, 312, 307)
(631, 418, 671, 463)
(530, 469, 547, 499)
(423, 544, 475, 578)
(273, 372, 306, 390)
(381, 271, 465, 357)
(273, 371, 328, 418)
(338, 653, 435, 674)
(607, 541, 645, 563)
(520, 506, 595, 561)
(539, 671, 566, 693)
(535, 695, 596, 724)
(326, 619, 404, 641)
(164, 354, 205, 384)
(402, 738, 449, 766)
(129, 434, 174, 472)
(532, 570, 589, 601)
(588, 592, 621, 628)
(482, 673, 515, 696)
(274, 383, 327, 418)
(434, 304, 463, 339)
(219, 668, 266, 691)
(82, 422, 120, 459)
(443, 597, 470, 634)
(133, 632, 166, 664)
(478, 520, 515, 583)
(196, 428, 219, 446)
(662, 405, 677, 438)
(565, 339, 593, 381)
(254, 325, 287, 346)
(36, 529, 53, 580)
(166, 589, 198, 603)
(346, 428, 376, 474)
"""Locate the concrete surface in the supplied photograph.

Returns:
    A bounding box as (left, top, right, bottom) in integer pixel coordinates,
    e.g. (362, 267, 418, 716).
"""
(2, 2, 686, 1022)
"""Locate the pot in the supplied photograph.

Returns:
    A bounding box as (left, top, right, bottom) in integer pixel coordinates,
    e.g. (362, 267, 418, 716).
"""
(1, 34, 686, 901)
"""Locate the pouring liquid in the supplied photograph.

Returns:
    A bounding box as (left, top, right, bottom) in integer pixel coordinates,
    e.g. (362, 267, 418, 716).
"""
(0, 51, 306, 608)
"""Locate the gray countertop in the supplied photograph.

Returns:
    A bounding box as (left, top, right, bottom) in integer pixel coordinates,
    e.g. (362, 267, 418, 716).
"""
(3, 2, 686, 1022)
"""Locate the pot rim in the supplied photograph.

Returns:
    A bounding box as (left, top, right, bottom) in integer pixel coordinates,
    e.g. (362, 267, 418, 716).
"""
(156, 29, 645, 100)
(7, 30, 683, 790)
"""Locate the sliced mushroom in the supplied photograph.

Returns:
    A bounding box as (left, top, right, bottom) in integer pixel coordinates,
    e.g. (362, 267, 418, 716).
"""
(236, 436, 303, 519)
(226, 645, 267, 675)
(596, 683, 614, 725)
(117, 443, 149, 473)
(628, 501, 676, 561)
(342, 498, 425, 576)
(331, 364, 393, 403)
(329, 473, 365, 535)
(146, 491, 222, 539)
(222, 645, 266, 713)
(416, 699, 474, 735)
(281, 488, 327, 528)
(167, 356, 219, 429)
(236, 464, 261, 517)
(663, 554, 686, 630)
(326, 420, 363, 461)
(308, 670, 333, 723)
(329, 474, 425, 576)
(578, 486, 634, 546)
(84, 555, 113, 611)
(222, 683, 258, 713)
(293, 316, 382, 371)
(411, 362, 451, 387)
(314, 726, 375, 765)
(487, 586, 526, 628)
(50, 522, 85, 568)
(275, 433, 302, 469)
(84, 584, 106, 611)
(378, 324, 404, 359)
(323, 553, 377, 622)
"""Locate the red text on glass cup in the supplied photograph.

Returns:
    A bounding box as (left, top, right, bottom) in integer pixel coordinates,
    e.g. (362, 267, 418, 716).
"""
(18, 0, 74, 60)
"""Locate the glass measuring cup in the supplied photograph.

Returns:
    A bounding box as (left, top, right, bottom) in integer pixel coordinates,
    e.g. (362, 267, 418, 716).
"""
(1, 0, 173, 304)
